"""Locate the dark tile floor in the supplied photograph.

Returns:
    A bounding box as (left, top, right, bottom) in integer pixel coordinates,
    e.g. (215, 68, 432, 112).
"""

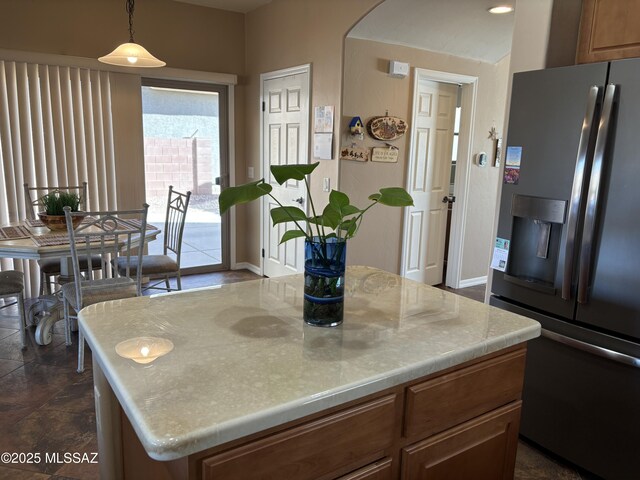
(0, 273, 595, 479)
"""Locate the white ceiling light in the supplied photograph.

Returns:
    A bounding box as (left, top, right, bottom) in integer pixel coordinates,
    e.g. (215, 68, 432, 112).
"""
(488, 5, 514, 14)
(99, 0, 166, 68)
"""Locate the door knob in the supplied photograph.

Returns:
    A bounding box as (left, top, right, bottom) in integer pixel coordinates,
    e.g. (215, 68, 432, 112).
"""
(293, 197, 304, 205)
(442, 195, 456, 204)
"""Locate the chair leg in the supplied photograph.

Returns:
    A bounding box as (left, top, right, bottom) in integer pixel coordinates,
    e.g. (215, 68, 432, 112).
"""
(77, 329, 85, 373)
(176, 271, 182, 291)
(164, 275, 171, 292)
(63, 299, 72, 346)
(17, 293, 27, 349)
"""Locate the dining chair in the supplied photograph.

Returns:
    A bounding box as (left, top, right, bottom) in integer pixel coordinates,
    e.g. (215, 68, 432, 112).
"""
(115, 186, 191, 292)
(63, 204, 149, 373)
(23, 182, 100, 295)
(0, 270, 27, 348)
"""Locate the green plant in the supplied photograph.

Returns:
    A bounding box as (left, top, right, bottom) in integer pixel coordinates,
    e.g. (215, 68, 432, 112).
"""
(219, 162, 413, 245)
(220, 162, 412, 323)
(40, 191, 81, 216)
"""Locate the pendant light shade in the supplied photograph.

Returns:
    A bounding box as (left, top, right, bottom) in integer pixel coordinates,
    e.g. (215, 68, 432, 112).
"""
(99, 0, 165, 68)
(99, 42, 166, 67)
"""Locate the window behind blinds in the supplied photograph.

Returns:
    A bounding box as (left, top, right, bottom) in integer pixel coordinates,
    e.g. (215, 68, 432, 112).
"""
(0, 61, 119, 296)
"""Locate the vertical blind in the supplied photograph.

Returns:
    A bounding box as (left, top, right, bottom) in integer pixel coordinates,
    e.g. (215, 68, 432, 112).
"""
(0, 61, 119, 296)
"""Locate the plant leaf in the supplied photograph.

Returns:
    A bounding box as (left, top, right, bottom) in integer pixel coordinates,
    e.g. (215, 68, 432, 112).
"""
(341, 205, 360, 216)
(329, 190, 349, 208)
(280, 229, 307, 244)
(339, 218, 359, 238)
(373, 187, 414, 207)
(270, 206, 307, 225)
(368, 193, 381, 202)
(321, 204, 342, 229)
(219, 180, 272, 214)
(270, 162, 320, 184)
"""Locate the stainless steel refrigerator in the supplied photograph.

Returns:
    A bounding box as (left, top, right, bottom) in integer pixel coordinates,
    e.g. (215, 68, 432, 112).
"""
(490, 59, 640, 480)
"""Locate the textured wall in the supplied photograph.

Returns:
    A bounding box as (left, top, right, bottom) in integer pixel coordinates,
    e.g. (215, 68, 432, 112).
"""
(341, 38, 510, 280)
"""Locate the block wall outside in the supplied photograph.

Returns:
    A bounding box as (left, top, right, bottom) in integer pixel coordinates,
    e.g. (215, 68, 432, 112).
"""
(144, 137, 216, 197)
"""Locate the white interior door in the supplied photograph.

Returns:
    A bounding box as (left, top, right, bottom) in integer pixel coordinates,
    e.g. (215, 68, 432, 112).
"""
(403, 78, 458, 285)
(261, 67, 310, 278)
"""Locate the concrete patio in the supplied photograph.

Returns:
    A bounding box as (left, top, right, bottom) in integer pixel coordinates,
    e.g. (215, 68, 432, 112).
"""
(146, 194, 222, 268)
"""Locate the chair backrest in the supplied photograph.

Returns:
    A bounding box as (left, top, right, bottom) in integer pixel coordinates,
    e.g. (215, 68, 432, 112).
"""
(64, 204, 149, 310)
(24, 182, 88, 219)
(163, 185, 191, 263)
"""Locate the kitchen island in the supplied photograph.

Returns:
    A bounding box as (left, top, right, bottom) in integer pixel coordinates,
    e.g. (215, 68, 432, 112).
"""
(80, 266, 540, 480)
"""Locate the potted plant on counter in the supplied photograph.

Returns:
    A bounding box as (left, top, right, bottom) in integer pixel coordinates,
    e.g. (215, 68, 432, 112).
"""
(38, 191, 84, 231)
(219, 162, 413, 327)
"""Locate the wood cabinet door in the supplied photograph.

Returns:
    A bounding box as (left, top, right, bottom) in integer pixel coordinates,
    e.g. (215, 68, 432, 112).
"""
(401, 402, 521, 480)
(577, 0, 640, 63)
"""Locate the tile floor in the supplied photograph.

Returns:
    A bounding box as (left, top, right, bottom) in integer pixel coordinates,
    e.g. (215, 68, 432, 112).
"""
(0, 273, 599, 479)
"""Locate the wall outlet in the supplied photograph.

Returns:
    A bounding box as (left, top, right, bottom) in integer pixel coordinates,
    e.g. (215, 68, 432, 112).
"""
(247, 166, 254, 179)
(323, 177, 331, 192)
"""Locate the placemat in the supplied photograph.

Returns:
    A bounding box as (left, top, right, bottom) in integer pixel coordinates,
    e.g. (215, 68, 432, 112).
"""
(0, 225, 32, 240)
(31, 222, 159, 247)
(31, 232, 73, 247)
(77, 219, 158, 232)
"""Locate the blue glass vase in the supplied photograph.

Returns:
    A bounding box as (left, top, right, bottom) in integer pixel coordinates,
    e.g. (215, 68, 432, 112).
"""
(303, 237, 347, 327)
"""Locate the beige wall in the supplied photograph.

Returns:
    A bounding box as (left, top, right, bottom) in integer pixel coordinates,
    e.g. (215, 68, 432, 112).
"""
(341, 38, 510, 279)
(0, 0, 585, 276)
(0, 0, 245, 73)
(239, 0, 381, 266)
(0, 0, 246, 210)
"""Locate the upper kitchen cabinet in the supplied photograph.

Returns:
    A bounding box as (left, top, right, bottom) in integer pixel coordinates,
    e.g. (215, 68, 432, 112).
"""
(577, 0, 640, 63)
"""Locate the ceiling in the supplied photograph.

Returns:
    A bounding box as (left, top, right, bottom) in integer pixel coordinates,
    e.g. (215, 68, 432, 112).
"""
(172, 0, 515, 63)
(348, 0, 515, 64)
(173, 0, 271, 13)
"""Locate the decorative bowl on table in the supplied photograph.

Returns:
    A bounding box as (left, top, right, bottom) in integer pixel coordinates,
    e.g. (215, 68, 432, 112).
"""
(38, 212, 83, 231)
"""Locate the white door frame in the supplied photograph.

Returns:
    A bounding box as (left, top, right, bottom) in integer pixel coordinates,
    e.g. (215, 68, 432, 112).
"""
(401, 68, 478, 288)
(259, 64, 311, 276)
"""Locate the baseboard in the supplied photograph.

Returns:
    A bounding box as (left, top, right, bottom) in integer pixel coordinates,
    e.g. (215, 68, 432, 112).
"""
(458, 276, 487, 288)
(232, 262, 261, 276)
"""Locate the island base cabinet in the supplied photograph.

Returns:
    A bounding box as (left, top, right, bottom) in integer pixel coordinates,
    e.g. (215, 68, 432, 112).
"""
(116, 345, 527, 480)
(401, 402, 522, 480)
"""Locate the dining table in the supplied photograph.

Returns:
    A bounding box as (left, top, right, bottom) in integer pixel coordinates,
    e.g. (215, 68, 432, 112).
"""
(0, 217, 159, 345)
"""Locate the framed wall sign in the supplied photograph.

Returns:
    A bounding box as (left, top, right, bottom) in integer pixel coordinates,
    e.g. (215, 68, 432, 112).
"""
(340, 146, 369, 162)
(367, 116, 407, 141)
(371, 146, 399, 163)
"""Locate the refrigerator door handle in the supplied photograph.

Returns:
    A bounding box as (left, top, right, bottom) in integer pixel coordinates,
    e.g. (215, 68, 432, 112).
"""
(562, 86, 602, 300)
(541, 328, 640, 369)
(577, 84, 617, 304)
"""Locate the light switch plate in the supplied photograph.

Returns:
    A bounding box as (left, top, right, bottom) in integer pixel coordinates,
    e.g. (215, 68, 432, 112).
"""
(247, 166, 254, 179)
(323, 177, 331, 192)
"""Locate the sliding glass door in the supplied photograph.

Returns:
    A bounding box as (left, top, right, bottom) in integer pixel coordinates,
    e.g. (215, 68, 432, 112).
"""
(141, 79, 229, 272)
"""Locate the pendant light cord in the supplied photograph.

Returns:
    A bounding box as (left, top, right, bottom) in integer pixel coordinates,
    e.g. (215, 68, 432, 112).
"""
(126, 0, 136, 43)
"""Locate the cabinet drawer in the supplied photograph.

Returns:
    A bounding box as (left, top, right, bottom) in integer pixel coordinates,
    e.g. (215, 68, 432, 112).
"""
(337, 458, 393, 480)
(404, 348, 525, 439)
(401, 401, 522, 480)
(202, 394, 397, 480)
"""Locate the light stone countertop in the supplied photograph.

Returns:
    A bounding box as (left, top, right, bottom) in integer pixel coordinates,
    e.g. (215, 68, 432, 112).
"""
(79, 266, 540, 461)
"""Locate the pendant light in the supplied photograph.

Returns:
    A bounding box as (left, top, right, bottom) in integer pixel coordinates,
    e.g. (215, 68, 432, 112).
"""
(99, 0, 165, 68)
